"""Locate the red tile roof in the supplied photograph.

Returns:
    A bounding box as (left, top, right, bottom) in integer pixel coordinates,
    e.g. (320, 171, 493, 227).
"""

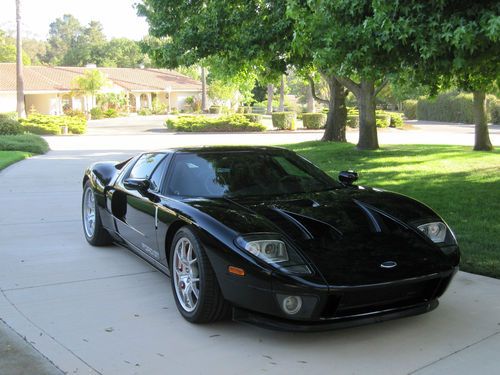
(0, 63, 201, 92)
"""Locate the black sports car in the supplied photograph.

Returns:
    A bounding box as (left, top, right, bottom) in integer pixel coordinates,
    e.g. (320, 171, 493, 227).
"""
(82, 146, 459, 331)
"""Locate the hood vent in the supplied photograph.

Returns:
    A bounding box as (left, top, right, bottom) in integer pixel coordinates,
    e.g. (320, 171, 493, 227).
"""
(271, 207, 343, 241)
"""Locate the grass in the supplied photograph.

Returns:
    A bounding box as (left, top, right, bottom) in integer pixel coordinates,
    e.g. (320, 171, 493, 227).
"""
(0, 151, 31, 171)
(283, 142, 500, 279)
(0, 133, 50, 171)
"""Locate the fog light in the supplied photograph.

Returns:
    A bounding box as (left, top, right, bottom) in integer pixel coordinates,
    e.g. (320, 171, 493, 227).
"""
(281, 296, 302, 315)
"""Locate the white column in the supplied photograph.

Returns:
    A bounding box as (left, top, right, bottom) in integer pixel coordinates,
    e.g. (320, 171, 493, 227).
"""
(134, 94, 141, 110)
(147, 93, 152, 109)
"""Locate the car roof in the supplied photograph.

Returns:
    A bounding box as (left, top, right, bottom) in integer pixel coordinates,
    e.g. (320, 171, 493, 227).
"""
(151, 145, 290, 154)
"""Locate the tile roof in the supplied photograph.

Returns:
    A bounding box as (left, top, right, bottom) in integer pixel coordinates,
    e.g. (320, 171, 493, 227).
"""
(0, 63, 202, 92)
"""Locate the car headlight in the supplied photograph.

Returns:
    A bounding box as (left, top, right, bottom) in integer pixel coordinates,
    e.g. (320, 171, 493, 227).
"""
(417, 222, 447, 243)
(235, 234, 311, 275)
(242, 239, 289, 263)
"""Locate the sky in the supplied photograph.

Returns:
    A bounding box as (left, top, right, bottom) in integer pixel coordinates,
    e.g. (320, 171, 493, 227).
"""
(0, 0, 150, 40)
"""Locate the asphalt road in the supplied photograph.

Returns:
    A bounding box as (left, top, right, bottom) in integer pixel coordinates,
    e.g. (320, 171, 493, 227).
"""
(1, 120, 499, 375)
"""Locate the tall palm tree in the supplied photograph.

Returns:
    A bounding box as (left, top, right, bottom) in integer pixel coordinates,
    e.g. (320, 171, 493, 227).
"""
(16, 0, 26, 118)
(201, 66, 208, 112)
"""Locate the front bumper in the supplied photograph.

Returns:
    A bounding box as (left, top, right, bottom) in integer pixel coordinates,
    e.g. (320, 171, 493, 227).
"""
(233, 299, 439, 332)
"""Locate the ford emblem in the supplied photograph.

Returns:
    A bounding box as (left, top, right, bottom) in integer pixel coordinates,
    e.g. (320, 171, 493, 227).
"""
(380, 261, 397, 269)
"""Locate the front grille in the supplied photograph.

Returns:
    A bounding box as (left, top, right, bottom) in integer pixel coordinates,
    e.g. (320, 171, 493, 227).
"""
(321, 278, 440, 319)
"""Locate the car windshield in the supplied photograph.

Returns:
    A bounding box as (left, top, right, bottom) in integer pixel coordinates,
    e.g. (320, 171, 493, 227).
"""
(166, 151, 342, 198)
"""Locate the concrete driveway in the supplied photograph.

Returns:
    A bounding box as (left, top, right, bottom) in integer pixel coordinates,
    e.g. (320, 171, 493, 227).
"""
(1, 122, 499, 375)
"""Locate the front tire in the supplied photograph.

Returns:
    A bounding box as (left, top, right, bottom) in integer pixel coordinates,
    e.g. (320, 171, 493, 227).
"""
(170, 227, 229, 323)
(82, 181, 112, 246)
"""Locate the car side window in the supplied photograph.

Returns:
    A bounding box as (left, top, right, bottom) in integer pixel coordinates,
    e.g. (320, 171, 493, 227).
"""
(128, 153, 166, 180)
(149, 155, 170, 193)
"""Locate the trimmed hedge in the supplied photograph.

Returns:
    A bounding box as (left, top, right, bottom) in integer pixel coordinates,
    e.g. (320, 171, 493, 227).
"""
(376, 114, 391, 128)
(385, 112, 404, 128)
(19, 114, 87, 135)
(243, 113, 263, 123)
(402, 100, 417, 120)
(488, 98, 500, 124)
(0, 133, 49, 154)
(302, 113, 327, 129)
(272, 112, 296, 130)
(416, 92, 499, 124)
(237, 106, 252, 114)
(0, 118, 22, 135)
(166, 114, 265, 132)
(417, 92, 475, 123)
(347, 115, 359, 128)
(209, 105, 222, 114)
(0, 112, 18, 121)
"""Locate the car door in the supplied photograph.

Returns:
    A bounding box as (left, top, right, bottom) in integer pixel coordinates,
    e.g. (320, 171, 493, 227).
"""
(114, 153, 170, 258)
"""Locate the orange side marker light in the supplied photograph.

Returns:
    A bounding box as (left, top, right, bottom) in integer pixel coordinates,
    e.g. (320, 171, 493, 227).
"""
(228, 266, 245, 276)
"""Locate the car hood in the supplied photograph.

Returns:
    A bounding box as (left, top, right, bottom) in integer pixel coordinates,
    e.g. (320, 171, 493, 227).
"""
(183, 188, 455, 286)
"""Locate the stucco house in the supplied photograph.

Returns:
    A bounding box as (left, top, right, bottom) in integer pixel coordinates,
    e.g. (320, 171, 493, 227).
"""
(0, 63, 202, 115)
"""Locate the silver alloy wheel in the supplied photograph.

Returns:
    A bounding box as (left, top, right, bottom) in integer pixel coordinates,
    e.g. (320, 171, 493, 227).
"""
(173, 237, 200, 312)
(83, 187, 96, 238)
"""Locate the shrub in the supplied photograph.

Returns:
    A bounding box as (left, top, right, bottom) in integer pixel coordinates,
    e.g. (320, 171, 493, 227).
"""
(64, 109, 86, 119)
(138, 108, 153, 116)
(209, 105, 222, 114)
(237, 106, 252, 114)
(152, 98, 167, 114)
(302, 113, 327, 129)
(0, 112, 19, 121)
(0, 118, 22, 135)
(166, 114, 265, 132)
(19, 114, 86, 135)
(90, 107, 104, 120)
(382, 111, 404, 128)
(104, 108, 119, 118)
(487, 98, 500, 124)
(402, 100, 417, 120)
(271, 112, 296, 130)
(416, 92, 476, 123)
(376, 114, 391, 128)
(0, 134, 50, 154)
(347, 115, 359, 128)
(243, 114, 263, 123)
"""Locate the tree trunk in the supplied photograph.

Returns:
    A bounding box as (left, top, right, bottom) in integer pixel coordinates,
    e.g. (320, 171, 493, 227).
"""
(357, 80, 379, 150)
(306, 83, 315, 113)
(472, 91, 493, 151)
(16, 0, 26, 118)
(201, 66, 208, 112)
(266, 84, 273, 114)
(322, 78, 347, 142)
(279, 75, 285, 112)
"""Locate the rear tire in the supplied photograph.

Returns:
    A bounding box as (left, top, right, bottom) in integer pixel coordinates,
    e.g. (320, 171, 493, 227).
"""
(170, 227, 230, 323)
(82, 181, 112, 246)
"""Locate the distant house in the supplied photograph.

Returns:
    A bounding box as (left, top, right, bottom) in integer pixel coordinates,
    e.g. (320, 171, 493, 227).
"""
(0, 63, 202, 115)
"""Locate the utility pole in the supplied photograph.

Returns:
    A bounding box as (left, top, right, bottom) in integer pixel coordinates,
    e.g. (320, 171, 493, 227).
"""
(16, 0, 26, 118)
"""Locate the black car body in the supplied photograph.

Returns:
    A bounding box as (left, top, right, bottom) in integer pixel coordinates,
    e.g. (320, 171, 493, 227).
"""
(82, 146, 459, 331)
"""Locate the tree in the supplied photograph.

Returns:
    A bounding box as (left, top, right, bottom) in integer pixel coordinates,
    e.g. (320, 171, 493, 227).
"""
(0, 30, 30, 64)
(44, 14, 82, 65)
(383, 1, 499, 151)
(63, 21, 107, 66)
(137, 0, 397, 149)
(72, 69, 110, 112)
(16, 0, 26, 118)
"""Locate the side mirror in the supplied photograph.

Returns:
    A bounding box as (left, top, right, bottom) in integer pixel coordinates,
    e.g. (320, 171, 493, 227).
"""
(124, 178, 151, 192)
(339, 170, 358, 186)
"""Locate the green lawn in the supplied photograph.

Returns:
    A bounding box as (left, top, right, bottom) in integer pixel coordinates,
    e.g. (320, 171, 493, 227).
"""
(0, 151, 30, 171)
(284, 142, 500, 279)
